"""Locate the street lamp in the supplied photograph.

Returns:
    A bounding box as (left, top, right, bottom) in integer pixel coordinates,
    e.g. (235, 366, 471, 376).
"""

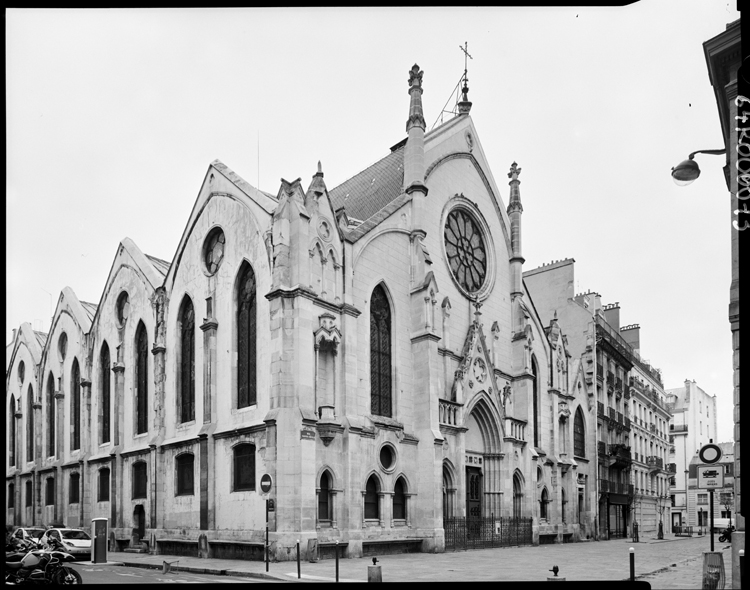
(670, 149, 726, 186)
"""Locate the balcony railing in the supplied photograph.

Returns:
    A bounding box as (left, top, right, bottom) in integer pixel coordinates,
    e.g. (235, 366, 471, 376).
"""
(596, 317, 634, 366)
(671, 424, 688, 433)
(439, 399, 463, 427)
(667, 463, 677, 473)
(599, 479, 633, 495)
(608, 443, 632, 468)
(646, 455, 664, 472)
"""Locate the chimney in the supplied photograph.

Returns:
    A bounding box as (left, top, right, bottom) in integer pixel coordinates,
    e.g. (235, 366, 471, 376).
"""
(11, 328, 17, 344)
(602, 302, 621, 331)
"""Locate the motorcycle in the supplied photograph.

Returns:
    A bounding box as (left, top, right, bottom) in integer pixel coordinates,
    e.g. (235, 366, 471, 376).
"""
(718, 525, 735, 543)
(5, 538, 82, 585)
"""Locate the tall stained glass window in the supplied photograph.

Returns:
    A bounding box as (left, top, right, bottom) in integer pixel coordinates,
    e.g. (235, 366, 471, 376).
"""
(237, 264, 257, 409)
(370, 285, 392, 417)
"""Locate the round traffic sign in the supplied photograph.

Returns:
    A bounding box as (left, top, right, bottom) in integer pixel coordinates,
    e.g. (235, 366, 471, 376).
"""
(699, 443, 722, 464)
(260, 474, 273, 493)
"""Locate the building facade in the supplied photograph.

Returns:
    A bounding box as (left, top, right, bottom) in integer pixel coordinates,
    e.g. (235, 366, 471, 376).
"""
(6, 65, 599, 560)
(666, 380, 719, 530)
(620, 324, 672, 538)
(523, 260, 640, 540)
(703, 18, 742, 587)
(687, 442, 735, 531)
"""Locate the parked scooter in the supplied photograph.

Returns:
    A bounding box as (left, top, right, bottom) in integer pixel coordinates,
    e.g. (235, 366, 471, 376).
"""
(5, 537, 82, 585)
(718, 525, 735, 543)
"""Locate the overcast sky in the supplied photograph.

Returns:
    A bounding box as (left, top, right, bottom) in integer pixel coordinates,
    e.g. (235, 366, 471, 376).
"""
(6, 4, 740, 442)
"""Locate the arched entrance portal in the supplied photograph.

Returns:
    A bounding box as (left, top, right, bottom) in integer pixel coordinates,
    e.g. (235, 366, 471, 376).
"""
(464, 396, 502, 518)
(133, 505, 146, 541)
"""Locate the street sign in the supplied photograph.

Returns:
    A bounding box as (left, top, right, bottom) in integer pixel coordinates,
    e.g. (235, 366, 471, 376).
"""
(260, 474, 273, 494)
(697, 465, 725, 489)
(698, 443, 722, 464)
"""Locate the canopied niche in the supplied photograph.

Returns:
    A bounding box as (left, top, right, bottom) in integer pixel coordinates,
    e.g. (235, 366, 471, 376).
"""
(313, 313, 341, 419)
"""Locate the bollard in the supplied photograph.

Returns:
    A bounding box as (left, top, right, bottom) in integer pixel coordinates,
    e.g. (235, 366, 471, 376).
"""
(368, 557, 382, 583)
(630, 547, 635, 582)
(297, 540, 300, 579)
(335, 540, 339, 583)
(739, 549, 743, 589)
(547, 564, 565, 581)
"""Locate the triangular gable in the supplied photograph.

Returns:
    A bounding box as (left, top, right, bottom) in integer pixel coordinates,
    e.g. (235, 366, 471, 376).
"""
(89, 237, 164, 333)
(6, 322, 45, 390)
(164, 160, 274, 292)
(451, 315, 507, 434)
(40, 286, 95, 368)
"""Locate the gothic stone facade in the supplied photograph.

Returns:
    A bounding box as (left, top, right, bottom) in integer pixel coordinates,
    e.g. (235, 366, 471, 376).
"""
(6, 65, 598, 559)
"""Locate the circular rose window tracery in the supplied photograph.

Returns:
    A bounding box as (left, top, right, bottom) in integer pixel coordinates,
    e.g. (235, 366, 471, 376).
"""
(444, 209, 487, 293)
(203, 228, 226, 275)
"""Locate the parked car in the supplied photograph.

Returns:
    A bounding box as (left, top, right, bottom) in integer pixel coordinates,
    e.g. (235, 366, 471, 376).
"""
(12, 527, 47, 543)
(39, 528, 91, 560)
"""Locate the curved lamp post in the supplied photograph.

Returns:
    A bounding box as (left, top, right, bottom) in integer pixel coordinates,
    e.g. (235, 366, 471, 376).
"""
(671, 149, 726, 186)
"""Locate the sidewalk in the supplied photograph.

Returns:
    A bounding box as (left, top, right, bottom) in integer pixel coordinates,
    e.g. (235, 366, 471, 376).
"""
(88, 534, 733, 586)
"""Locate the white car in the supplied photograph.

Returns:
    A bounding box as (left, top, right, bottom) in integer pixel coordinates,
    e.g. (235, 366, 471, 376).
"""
(40, 528, 92, 559)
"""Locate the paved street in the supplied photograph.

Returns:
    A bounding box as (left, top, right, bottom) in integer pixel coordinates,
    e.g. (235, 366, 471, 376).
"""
(90, 534, 734, 586)
(70, 563, 275, 584)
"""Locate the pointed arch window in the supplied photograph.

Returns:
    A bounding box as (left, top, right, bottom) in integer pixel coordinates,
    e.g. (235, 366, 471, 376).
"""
(540, 487, 549, 521)
(364, 475, 380, 520)
(47, 373, 55, 457)
(100, 343, 111, 444)
(513, 473, 523, 518)
(179, 297, 196, 423)
(71, 359, 81, 450)
(9, 396, 16, 467)
(27, 385, 34, 461)
(370, 285, 392, 417)
(318, 471, 332, 522)
(237, 263, 257, 409)
(135, 323, 149, 435)
(574, 408, 586, 458)
(393, 478, 407, 520)
(532, 358, 539, 447)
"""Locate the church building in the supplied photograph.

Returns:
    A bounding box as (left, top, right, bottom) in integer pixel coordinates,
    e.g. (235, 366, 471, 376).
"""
(6, 64, 598, 559)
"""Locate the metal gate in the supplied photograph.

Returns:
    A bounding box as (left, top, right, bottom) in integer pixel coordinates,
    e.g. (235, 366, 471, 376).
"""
(444, 516, 533, 551)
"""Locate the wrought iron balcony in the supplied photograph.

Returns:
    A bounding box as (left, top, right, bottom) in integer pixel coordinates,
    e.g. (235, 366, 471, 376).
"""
(667, 463, 677, 473)
(608, 443, 632, 468)
(646, 455, 664, 472)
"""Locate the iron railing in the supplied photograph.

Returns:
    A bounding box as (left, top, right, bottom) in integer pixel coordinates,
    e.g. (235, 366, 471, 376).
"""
(444, 516, 533, 551)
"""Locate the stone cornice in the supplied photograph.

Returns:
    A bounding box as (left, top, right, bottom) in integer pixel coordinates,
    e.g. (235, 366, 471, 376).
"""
(120, 446, 151, 459)
(213, 423, 267, 440)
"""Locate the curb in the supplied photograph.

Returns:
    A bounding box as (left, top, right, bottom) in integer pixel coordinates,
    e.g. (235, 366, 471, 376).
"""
(117, 560, 290, 582)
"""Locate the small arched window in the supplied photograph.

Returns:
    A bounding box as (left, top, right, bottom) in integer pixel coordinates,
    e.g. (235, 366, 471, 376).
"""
(532, 357, 539, 447)
(71, 359, 81, 450)
(135, 323, 149, 435)
(45, 477, 55, 506)
(237, 263, 257, 409)
(47, 373, 55, 457)
(27, 385, 34, 461)
(513, 473, 523, 518)
(100, 343, 111, 444)
(393, 478, 406, 520)
(233, 443, 255, 492)
(540, 488, 549, 521)
(318, 471, 332, 522)
(69, 473, 80, 504)
(364, 475, 379, 520)
(179, 296, 196, 423)
(132, 461, 148, 499)
(574, 408, 586, 458)
(175, 453, 195, 496)
(98, 468, 110, 502)
(9, 396, 16, 467)
(370, 285, 392, 417)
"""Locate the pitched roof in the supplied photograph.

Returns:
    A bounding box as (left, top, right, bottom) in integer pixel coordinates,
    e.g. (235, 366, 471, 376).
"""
(145, 254, 171, 278)
(80, 301, 98, 323)
(34, 331, 48, 350)
(328, 144, 405, 224)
